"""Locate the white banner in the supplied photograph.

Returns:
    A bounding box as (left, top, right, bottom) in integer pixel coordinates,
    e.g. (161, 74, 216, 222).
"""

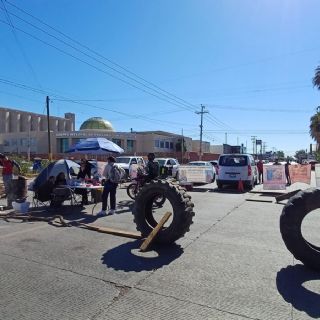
(178, 166, 213, 184)
(263, 165, 286, 190)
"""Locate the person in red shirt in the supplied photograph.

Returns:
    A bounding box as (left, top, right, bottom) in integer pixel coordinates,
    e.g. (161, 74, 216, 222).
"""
(0, 154, 21, 208)
(257, 159, 264, 184)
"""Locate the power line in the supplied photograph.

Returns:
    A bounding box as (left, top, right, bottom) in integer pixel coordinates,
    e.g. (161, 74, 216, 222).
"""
(205, 104, 313, 114)
(1, 3, 234, 131)
(0, 0, 41, 88)
(0, 77, 198, 129)
(0, 7, 198, 114)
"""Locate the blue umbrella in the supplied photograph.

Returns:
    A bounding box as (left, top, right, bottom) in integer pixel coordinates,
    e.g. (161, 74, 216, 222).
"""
(66, 137, 124, 154)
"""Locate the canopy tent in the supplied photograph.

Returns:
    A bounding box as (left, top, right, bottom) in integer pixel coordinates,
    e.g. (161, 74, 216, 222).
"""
(66, 137, 124, 155)
(30, 159, 80, 191)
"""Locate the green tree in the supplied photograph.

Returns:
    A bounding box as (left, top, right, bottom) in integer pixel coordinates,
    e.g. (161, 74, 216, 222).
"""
(276, 150, 284, 159)
(295, 149, 307, 162)
(312, 66, 320, 89)
(310, 67, 320, 146)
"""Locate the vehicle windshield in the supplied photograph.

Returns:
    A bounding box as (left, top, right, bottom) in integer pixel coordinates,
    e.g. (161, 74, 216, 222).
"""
(156, 159, 166, 166)
(219, 155, 248, 166)
(189, 162, 208, 166)
(116, 157, 130, 164)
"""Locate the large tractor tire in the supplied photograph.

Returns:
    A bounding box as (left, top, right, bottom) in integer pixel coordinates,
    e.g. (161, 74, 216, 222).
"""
(280, 188, 320, 271)
(133, 180, 195, 244)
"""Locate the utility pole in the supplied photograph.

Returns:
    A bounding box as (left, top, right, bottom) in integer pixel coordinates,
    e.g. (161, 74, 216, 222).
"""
(251, 136, 257, 156)
(181, 128, 184, 164)
(195, 104, 209, 160)
(225, 132, 227, 144)
(46, 96, 52, 161)
(27, 115, 31, 161)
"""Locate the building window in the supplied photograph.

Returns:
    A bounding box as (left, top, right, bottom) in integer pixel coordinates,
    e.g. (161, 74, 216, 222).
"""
(58, 138, 69, 153)
(165, 141, 169, 149)
(127, 140, 134, 152)
(112, 139, 122, 147)
(154, 140, 160, 148)
(160, 141, 164, 148)
(170, 142, 174, 149)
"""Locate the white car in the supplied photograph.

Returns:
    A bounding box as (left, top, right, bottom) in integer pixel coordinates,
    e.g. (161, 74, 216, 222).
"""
(187, 161, 216, 183)
(155, 158, 180, 178)
(116, 156, 145, 179)
(216, 154, 257, 189)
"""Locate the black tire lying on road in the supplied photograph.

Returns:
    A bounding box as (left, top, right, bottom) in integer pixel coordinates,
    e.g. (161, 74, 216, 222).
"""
(280, 188, 320, 271)
(133, 180, 195, 244)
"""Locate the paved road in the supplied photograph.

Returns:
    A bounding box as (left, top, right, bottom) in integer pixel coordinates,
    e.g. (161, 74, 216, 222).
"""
(0, 178, 319, 320)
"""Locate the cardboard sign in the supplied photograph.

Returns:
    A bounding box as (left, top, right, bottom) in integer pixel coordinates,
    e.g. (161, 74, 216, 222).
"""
(178, 166, 213, 184)
(289, 164, 311, 184)
(263, 165, 286, 190)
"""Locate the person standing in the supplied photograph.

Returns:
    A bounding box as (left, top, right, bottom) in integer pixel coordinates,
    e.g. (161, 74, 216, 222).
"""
(285, 159, 291, 186)
(97, 156, 122, 216)
(257, 159, 263, 184)
(145, 152, 159, 182)
(0, 154, 21, 208)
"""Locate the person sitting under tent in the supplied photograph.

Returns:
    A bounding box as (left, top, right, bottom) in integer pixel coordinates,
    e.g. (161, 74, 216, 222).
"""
(51, 172, 72, 208)
(34, 176, 55, 205)
(74, 159, 91, 205)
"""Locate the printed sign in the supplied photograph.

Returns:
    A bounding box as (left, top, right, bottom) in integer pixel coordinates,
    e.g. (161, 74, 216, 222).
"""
(263, 165, 286, 190)
(315, 164, 320, 187)
(289, 164, 311, 184)
(178, 166, 213, 184)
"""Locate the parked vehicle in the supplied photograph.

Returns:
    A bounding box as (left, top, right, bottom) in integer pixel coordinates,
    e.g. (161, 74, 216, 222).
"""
(155, 158, 180, 178)
(187, 161, 216, 183)
(209, 160, 218, 171)
(116, 156, 145, 179)
(216, 154, 257, 189)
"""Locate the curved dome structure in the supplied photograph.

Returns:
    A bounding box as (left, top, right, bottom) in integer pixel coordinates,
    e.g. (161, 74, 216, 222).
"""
(80, 117, 114, 131)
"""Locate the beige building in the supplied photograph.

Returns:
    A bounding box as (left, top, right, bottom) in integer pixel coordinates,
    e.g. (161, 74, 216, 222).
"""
(0, 107, 193, 158)
(192, 140, 211, 153)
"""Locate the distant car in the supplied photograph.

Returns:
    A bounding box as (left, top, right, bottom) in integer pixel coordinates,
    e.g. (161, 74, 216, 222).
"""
(116, 156, 145, 179)
(187, 161, 216, 183)
(209, 160, 218, 170)
(216, 154, 257, 189)
(155, 158, 180, 178)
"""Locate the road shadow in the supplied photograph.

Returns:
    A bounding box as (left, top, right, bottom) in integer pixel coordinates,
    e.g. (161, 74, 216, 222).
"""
(101, 240, 183, 272)
(276, 264, 320, 318)
(116, 200, 135, 215)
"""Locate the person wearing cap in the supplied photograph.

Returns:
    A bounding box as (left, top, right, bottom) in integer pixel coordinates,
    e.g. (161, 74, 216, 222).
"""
(0, 154, 21, 208)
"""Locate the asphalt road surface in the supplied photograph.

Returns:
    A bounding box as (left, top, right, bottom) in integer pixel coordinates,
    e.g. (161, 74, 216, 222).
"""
(0, 178, 319, 320)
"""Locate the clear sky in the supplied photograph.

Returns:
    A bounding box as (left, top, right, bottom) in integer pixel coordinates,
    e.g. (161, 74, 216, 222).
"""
(1, 0, 320, 156)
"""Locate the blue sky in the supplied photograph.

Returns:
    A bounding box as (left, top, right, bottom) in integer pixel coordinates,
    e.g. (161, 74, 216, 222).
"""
(1, 0, 320, 156)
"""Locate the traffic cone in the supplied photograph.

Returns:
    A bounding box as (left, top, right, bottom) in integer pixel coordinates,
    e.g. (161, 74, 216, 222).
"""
(238, 179, 244, 192)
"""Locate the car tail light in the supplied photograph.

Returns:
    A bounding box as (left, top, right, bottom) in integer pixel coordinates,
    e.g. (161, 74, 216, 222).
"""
(248, 165, 252, 176)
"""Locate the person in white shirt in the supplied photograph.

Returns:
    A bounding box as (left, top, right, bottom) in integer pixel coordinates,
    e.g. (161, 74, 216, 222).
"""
(97, 156, 118, 216)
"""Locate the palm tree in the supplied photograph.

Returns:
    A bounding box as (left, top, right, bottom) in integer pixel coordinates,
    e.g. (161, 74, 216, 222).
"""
(310, 113, 320, 141)
(313, 66, 320, 89)
(310, 66, 320, 150)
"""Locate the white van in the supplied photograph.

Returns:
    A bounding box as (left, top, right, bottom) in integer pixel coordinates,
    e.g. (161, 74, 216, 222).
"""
(216, 154, 258, 189)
